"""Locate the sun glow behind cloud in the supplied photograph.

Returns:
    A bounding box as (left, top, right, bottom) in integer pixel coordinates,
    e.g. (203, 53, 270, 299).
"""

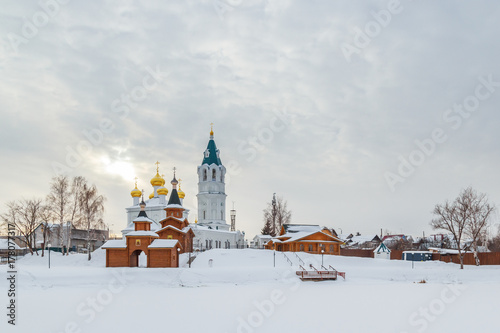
(100, 156, 136, 183)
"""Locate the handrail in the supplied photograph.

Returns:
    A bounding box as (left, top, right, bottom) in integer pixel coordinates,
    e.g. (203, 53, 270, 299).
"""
(293, 252, 305, 265)
(282, 252, 293, 266)
(329, 265, 337, 271)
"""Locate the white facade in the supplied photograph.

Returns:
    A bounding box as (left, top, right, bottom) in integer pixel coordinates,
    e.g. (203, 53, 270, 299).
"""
(191, 224, 245, 250)
(193, 131, 246, 248)
(373, 243, 391, 259)
(251, 235, 272, 249)
(196, 131, 228, 231)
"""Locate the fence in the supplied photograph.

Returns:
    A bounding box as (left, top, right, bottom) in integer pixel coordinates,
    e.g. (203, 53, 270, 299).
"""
(339, 248, 500, 265)
(435, 252, 500, 265)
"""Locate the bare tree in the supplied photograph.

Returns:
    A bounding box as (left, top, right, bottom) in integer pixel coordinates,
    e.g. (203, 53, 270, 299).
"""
(79, 183, 106, 260)
(67, 176, 86, 254)
(431, 197, 467, 269)
(46, 175, 71, 255)
(1, 199, 43, 255)
(262, 194, 291, 237)
(38, 205, 53, 257)
(431, 187, 495, 269)
(462, 188, 495, 266)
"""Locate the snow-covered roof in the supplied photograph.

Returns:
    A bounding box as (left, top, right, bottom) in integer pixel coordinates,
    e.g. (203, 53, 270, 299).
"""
(374, 243, 391, 253)
(101, 239, 127, 249)
(126, 231, 159, 237)
(166, 204, 184, 209)
(133, 216, 154, 223)
(283, 224, 322, 233)
(148, 239, 179, 249)
(0, 238, 21, 250)
(157, 225, 184, 234)
(275, 230, 342, 244)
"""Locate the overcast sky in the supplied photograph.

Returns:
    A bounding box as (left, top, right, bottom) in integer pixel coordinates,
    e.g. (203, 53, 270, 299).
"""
(1, 0, 500, 240)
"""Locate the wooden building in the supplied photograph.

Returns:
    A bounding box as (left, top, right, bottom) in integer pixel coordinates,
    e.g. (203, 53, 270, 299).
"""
(102, 176, 194, 268)
(265, 224, 343, 255)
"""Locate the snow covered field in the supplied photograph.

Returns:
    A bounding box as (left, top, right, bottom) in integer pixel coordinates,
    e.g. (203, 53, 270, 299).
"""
(2, 249, 500, 333)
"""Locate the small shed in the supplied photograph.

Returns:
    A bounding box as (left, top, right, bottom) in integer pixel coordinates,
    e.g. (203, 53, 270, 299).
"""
(373, 243, 391, 259)
(402, 251, 433, 261)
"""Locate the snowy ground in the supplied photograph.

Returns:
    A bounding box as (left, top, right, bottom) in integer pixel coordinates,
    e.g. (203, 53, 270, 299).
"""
(1, 249, 500, 333)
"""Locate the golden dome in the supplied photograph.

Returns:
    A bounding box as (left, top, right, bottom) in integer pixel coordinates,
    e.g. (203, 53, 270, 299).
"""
(131, 177, 141, 197)
(210, 123, 214, 136)
(150, 172, 164, 187)
(157, 186, 168, 196)
(177, 178, 185, 199)
(149, 192, 154, 199)
(131, 187, 141, 198)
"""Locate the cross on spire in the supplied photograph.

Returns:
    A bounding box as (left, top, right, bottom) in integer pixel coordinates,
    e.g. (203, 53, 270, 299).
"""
(134, 177, 138, 188)
(173, 166, 176, 178)
(155, 161, 160, 173)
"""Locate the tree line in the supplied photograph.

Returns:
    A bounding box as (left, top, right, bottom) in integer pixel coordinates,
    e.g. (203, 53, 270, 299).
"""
(0, 175, 106, 260)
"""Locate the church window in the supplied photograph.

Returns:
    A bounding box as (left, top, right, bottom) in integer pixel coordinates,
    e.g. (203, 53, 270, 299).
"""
(203, 169, 207, 181)
(203, 211, 206, 219)
(205, 240, 208, 249)
(212, 169, 216, 181)
(221, 211, 223, 219)
(204, 149, 209, 158)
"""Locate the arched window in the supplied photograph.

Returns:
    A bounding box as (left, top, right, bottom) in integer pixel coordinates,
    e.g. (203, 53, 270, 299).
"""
(203, 211, 206, 219)
(203, 169, 207, 181)
(212, 169, 216, 181)
(308, 244, 313, 252)
(300, 244, 304, 251)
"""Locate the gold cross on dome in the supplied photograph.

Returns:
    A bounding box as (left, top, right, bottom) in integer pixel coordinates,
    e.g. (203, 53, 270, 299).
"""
(134, 177, 138, 187)
(178, 178, 182, 189)
(155, 161, 160, 173)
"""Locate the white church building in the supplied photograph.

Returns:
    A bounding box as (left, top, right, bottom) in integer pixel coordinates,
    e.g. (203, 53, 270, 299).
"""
(121, 127, 246, 250)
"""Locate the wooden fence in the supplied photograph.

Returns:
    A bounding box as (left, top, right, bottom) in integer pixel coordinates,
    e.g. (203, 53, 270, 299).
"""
(435, 252, 500, 265)
(339, 248, 500, 265)
(339, 249, 374, 258)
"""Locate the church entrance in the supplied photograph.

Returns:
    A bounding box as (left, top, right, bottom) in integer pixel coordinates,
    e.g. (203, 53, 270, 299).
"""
(130, 250, 148, 267)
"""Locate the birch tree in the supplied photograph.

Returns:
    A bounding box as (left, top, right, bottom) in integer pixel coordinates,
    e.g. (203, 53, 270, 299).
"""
(79, 183, 106, 260)
(46, 175, 71, 255)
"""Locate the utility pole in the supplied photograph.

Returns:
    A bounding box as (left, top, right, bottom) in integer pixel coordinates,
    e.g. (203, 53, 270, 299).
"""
(272, 193, 277, 236)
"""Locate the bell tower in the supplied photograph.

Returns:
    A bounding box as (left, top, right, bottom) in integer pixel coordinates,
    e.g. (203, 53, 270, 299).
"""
(196, 125, 228, 231)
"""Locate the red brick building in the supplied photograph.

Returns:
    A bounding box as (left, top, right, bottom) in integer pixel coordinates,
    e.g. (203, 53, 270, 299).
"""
(103, 176, 194, 268)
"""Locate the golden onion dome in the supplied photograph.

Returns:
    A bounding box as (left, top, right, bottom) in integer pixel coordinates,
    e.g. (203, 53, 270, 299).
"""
(130, 186, 141, 198)
(150, 172, 164, 187)
(157, 186, 168, 196)
(178, 188, 185, 199)
(149, 192, 154, 199)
